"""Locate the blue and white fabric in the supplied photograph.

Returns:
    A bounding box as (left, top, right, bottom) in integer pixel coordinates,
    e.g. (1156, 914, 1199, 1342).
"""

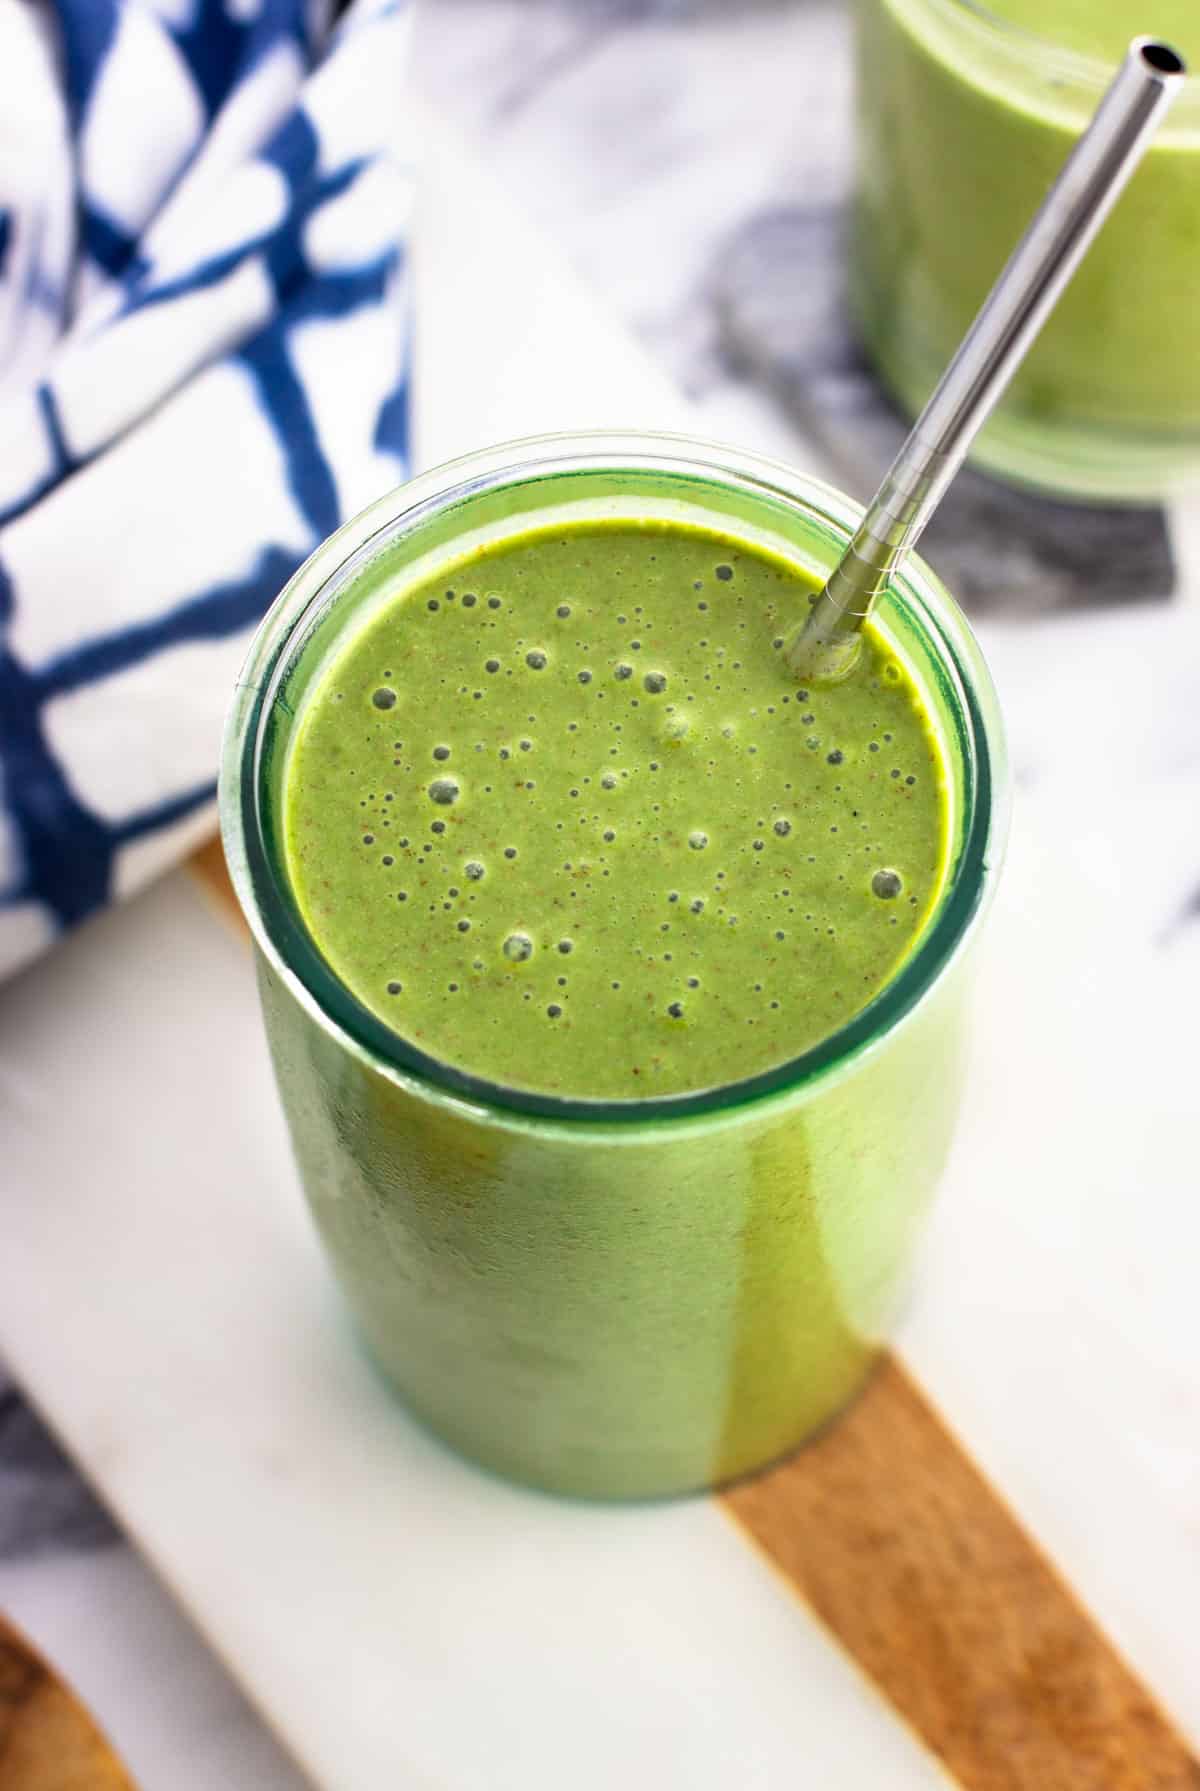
(0, 0, 412, 981)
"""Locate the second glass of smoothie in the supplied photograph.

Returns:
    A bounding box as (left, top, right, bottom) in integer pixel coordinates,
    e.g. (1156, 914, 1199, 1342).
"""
(852, 0, 1199, 499)
(221, 433, 1006, 1499)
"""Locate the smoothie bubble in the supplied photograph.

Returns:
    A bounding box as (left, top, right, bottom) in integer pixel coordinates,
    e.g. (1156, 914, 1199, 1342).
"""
(465, 860, 486, 881)
(773, 819, 792, 837)
(667, 1002, 685, 1019)
(433, 745, 451, 761)
(688, 830, 709, 851)
(428, 778, 460, 806)
(526, 650, 548, 671)
(715, 565, 733, 581)
(644, 672, 667, 694)
(371, 687, 397, 710)
(556, 604, 571, 618)
(615, 664, 633, 681)
(503, 932, 534, 962)
(872, 869, 903, 900)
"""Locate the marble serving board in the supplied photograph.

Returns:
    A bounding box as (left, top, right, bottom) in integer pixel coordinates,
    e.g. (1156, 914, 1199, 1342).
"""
(2, 80, 1199, 1791)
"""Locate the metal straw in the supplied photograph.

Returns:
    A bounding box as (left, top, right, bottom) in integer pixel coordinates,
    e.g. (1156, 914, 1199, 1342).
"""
(787, 36, 1187, 682)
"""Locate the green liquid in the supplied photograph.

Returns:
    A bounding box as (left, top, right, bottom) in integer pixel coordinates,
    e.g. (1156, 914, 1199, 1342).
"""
(284, 521, 949, 1100)
(985, 0, 1194, 61)
(246, 490, 988, 1498)
(853, 0, 1200, 493)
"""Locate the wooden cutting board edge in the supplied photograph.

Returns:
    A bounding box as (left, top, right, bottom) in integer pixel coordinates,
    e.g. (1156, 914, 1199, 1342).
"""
(0, 1613, 136, 1791)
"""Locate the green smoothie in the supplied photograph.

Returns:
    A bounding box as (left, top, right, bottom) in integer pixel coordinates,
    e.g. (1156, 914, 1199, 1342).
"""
(853, 0, 1200, 495)
(283, 522, 947, 1101)
(223, 440, 1004, 1499)
(983, 0, 1193, 61)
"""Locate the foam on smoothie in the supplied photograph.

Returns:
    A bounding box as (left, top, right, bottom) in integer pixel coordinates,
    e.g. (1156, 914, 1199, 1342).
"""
(283, 521, 950, 1100)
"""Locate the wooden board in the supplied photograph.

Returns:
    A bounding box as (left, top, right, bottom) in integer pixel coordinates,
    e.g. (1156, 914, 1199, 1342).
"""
(0, 1614, 135, 1790)
(723, 1358, 1200, 1791)
(189, 836, 249, 939)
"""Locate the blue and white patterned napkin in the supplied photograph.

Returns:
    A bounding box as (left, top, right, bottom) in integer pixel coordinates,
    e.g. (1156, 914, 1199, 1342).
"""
(0, 0, 412, 981)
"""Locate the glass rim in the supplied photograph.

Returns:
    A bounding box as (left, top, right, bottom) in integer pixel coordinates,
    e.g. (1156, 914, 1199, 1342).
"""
(934, 0, 1198, 113)
(220, 429, 1008, 1133)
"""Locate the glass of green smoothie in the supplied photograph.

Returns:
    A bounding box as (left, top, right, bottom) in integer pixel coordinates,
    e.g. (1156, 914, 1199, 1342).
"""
(851, 0, 1199, 499)
(220, 431, 1007, 1499)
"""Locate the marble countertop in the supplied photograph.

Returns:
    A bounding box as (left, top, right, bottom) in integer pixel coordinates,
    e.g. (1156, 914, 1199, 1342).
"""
(2, 2, 1197, 1782)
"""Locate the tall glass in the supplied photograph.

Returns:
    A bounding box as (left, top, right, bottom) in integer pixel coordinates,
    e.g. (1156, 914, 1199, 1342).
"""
(220, 432, 1007, 1500)
(851, 0, 1200, 500)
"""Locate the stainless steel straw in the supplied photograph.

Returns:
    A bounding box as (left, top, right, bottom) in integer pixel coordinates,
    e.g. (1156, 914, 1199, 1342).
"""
(787, 36, 1187, 681)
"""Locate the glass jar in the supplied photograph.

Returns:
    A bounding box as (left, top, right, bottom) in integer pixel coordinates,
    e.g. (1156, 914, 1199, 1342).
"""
(851, 0, 1200, 499)
(220, 431, 1007, 1499)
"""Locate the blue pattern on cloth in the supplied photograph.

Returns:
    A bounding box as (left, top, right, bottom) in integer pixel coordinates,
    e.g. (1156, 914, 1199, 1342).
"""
(0, 0, 412, 979)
